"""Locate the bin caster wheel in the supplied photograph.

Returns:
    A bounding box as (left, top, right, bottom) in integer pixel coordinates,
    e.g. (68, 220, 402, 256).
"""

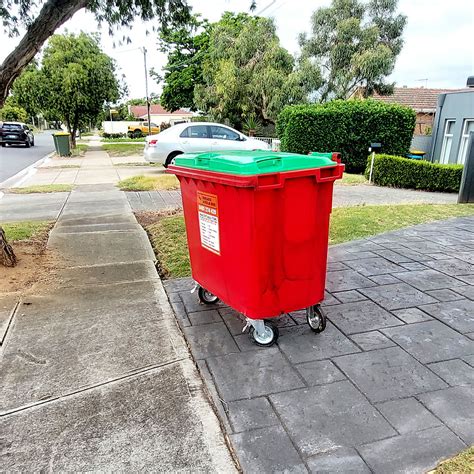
(198, 286, 219, 304)
(306, 304, 326, 333)
(249, 321, 279, 347)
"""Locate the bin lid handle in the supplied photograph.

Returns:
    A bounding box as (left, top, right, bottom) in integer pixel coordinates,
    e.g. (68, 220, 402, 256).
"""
(255, 156, 282, 169)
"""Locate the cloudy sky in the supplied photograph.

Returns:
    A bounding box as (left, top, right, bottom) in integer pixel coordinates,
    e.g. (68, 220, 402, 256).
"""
(1, 0, 473, 99)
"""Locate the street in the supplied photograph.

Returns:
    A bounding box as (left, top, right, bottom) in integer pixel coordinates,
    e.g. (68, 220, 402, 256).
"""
(0, 130, 55, 184)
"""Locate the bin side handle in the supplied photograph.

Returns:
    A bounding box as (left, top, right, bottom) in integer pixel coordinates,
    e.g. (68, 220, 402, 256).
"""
(315, 164, 345, 182)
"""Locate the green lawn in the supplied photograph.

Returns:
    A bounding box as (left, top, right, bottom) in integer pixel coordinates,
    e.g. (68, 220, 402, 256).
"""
(434, 446, 474, 473)
(142, 203, 474, 279)
(8, 184, 73, 194)
(336, 173, 368, 186)
(102, 143, 144, 156)
(118, 174, 179, 191)
(70, 144, 88, 156)
(3, 221, 52, 241)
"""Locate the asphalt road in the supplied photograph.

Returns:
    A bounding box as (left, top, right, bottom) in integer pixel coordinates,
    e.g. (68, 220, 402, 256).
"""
(0, 130, 55, 184)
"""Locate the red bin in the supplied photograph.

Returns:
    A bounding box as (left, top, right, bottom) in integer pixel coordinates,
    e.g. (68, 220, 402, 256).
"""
(169, 150, 344, 346)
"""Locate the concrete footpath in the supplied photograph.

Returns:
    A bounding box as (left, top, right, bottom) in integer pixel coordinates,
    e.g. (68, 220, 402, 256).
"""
(0, 150, 235, 471)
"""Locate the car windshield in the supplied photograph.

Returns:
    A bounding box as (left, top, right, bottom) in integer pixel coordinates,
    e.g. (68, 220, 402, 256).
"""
(2, 123, 22, 130)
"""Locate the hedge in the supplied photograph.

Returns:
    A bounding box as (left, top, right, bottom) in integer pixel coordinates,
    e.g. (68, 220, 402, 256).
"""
(365, 154, 463, 193)
(276, 99, 416, 173)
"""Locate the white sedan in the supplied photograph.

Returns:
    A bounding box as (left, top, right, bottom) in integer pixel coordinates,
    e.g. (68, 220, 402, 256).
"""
(144, 122, 270, 167)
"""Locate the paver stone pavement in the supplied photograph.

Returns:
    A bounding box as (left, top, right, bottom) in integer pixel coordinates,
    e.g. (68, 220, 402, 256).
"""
(164, 214, 474, 473)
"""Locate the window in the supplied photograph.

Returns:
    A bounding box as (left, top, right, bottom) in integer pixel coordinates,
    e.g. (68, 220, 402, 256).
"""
(457, 119, 474, 165)
(209, 125, 240, 141)
(440, 120, 455, 164)
(188, 125, 209, 138)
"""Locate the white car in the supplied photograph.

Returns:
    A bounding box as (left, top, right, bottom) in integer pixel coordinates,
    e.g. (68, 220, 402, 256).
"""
(144, 122, 271, 167)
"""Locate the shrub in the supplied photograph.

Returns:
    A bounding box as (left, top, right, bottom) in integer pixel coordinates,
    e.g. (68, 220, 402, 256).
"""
(365, 154, 463, 193)
(103, 132, 126, 139)
(277, 100, 416, 173)
(0, 104, 28, 123)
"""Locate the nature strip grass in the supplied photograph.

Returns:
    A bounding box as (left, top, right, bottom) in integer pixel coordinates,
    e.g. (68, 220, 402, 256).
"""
(141, 203, 474, 279)
(117, 174, 179, 191)
(102, 143, 144, 156)
(3, 221, 53, 241)
(8, 184, 73, 194)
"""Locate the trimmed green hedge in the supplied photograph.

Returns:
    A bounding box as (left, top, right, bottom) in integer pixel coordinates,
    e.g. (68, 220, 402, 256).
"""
(365, 154, 463, 193)
(276, 100, 416, 173)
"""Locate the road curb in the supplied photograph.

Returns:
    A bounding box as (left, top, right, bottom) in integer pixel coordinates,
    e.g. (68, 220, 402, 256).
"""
(0, 151, 54, 194)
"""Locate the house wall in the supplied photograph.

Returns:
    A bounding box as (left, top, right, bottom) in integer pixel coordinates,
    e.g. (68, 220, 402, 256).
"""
(430, 90, 474, 164)
(414, 112, 434, 135)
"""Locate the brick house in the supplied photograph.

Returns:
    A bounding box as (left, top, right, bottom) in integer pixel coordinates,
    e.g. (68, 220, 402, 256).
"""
(372, 87, 460, 135)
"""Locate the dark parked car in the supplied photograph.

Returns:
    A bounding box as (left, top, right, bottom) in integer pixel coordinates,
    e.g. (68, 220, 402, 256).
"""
(0, 122, 35, 147)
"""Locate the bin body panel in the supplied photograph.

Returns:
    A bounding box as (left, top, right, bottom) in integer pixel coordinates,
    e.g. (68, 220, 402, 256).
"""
(53, 132, 71, 156)
(176, 167, 339, 319)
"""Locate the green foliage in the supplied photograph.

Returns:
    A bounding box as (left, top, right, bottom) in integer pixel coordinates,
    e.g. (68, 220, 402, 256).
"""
(154, 14, 210, 112)
(195, 12, 314, 127)
(299, 0, 406, 101)
(14, 33, 122, 145)
(1, 1, 190, 37)
(0, 103, 28, 122)
(242, 114, 262, 135)
(364, 154, 464, 193)
(277, 99, 416, 172)
(102, 132, 126, 139)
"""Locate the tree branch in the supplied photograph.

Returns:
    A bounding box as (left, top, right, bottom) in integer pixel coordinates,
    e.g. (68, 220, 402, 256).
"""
(0, 0, 88, 107)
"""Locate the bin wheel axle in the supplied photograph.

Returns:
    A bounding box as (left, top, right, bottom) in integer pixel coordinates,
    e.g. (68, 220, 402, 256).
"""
(198, 286, 219, 304)
(249, 320, 279, 347)
(306, 304, 327, 333)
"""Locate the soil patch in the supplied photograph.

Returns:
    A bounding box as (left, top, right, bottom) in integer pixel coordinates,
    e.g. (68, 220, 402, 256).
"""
(0, 224, 63, 295)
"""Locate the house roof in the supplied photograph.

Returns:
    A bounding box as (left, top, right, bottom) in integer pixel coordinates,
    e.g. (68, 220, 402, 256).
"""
(129, 104, 192, 118)
(372, 87, 463, 113)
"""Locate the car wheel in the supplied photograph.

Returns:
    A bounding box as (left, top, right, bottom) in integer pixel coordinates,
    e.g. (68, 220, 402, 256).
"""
(1, 143, 5, 147)
(133, 130, 142, 138)
(31, 139, 35, 147)
(165, 151, 183, 168)
(25, 140, 30, 148)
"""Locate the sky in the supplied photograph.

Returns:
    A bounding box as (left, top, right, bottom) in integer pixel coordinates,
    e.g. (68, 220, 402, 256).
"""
(1, 0, 473, 99)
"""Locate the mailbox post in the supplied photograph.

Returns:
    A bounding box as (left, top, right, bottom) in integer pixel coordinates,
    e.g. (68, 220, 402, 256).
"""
(368, 142, 382, 184)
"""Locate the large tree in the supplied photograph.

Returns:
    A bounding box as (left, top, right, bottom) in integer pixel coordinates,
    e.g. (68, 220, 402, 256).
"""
(152, 14, 210, 112)
(18, 32, 122, 146)
(299, 0, 406, 102)
(0, 0, 191, 107)
(194, 12, 319, 128)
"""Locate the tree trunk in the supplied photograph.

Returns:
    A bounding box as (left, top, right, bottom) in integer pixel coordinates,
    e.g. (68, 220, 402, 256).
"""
(0, 0, 88, 107)
(0, 227, 17, 267)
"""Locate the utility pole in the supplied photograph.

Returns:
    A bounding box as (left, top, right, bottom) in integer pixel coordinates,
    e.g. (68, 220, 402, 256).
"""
(141, 47, 152, 136)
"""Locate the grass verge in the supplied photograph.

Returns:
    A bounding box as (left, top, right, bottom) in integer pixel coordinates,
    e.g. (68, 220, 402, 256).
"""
(433, 446, 474, 473)
(118, 174, 179, 191)
(336, 173, 368, 186)
(8, 184, 73, 194)
(3, 221, 53, 241)
(102, 143, 144, 156)
(138, 203, 474, 279)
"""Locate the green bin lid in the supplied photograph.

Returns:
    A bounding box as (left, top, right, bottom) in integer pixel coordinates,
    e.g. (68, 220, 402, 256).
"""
(174, 150, 336, 175)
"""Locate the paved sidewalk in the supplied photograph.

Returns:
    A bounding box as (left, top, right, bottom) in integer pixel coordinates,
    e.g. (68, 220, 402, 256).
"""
(0, 151, 235, 471)
(164, 215, 474, 473)
(125, 185, 457, 213)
